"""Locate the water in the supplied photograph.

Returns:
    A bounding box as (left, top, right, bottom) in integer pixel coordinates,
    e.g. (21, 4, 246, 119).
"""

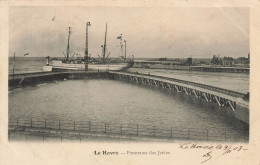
(128, 68, 249, 93)
(9, 57, 46, 74)
(9, 79, 248, 138)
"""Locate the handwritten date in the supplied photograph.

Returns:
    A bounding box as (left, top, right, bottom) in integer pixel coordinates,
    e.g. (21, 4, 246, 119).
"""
(179, 143, 248, 164)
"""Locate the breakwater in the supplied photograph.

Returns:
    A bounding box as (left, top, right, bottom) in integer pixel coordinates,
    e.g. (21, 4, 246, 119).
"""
(133, 62, 249, 73)
(9, 71, 110, 89)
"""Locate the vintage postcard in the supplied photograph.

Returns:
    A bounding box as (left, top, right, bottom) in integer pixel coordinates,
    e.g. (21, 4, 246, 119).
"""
(0, 1, 259, 165)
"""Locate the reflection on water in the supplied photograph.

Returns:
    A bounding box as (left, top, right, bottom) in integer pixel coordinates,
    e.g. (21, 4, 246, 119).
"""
(9, 79, 248, 138)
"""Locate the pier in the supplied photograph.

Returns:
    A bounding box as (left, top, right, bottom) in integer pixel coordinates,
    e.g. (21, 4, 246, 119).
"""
(110, 71, 249, 125)
(132, 61, 249, 73)
(189, 66, 249, 73)
(8, 71, 110, 89)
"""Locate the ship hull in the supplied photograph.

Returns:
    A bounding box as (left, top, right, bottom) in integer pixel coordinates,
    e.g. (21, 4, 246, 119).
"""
(44, 60, 130, 71)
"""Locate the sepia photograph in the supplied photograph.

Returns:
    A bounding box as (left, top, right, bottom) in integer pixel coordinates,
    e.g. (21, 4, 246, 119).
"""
(8, 6, 249, 143)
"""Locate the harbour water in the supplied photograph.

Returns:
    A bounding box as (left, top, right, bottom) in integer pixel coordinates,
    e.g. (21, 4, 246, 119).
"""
(9, 79, 248, 139)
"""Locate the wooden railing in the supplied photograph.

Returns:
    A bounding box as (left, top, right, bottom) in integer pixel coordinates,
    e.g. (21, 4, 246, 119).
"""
(9, 117, 249, 142)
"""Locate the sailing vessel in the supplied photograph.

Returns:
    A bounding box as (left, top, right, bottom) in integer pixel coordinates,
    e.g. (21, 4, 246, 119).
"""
(43, 23, 132, 72)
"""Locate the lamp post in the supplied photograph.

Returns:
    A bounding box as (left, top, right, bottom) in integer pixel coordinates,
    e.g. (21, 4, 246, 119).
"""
(66, 27, 71, 61)
(85, 22, 91, 71)
(124, 40, 126, 60)
(13, 52, 15, 79)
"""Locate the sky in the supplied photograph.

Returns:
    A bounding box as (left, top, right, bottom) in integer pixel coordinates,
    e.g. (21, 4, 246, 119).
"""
(9, 7, 249, 58)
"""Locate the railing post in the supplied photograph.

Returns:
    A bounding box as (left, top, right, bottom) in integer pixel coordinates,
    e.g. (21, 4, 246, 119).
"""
(43, 135, 44, 142)
(153, 126, 155, 136)
(243, 132, 246, 142)
(224, 128, 227, 141)
(188, 129, 190, 140)
(45, 119, 46, 129)
(74, 121, 75, 130)
(206, 129, 208, 141)
(17, 117, 18, 127)
(171, 127, 172, 138)
(120, 124, 122, 134)
(137, 125, 138, 136)
(89, 122, 91, 132)
(61, 136, 62, 142)
(105, 123, 107, 133)
(59, 120, 60, 130)
(31, 119, 33, 127)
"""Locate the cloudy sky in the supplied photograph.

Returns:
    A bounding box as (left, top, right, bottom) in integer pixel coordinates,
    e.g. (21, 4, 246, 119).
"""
(9, 7, 249, 58)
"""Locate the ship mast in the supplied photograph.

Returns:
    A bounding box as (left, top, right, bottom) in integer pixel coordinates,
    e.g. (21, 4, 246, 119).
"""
(66, 27, 71, 61)
(103, 23, 107, 64)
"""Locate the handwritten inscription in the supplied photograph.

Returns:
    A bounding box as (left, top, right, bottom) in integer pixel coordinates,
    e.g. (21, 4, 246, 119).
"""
(201, 151, 212, 164)
(179, 143, 248, 164)
(93, 143, 248, 164)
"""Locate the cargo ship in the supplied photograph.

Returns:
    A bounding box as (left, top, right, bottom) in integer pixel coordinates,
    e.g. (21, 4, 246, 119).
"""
(43, 22, 133, 72)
